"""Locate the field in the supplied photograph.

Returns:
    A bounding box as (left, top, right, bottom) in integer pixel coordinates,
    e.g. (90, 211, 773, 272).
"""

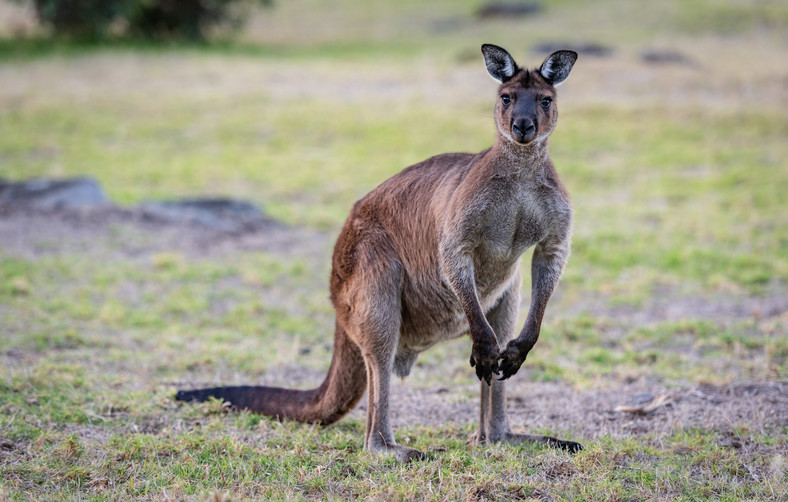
(1, 0, 787, 499)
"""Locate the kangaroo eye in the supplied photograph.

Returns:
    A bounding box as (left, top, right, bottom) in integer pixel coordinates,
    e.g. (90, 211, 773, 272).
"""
(541, 97, 552, 109)
(501, 95, 511, 105)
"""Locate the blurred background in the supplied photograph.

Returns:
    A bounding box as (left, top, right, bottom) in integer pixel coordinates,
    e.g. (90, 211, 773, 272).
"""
(1, 0, 786, 288)
(0, 1, 786, 499)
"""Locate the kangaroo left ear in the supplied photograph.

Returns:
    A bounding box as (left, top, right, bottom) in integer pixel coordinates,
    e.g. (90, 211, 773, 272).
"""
(539, 50, 578, 86)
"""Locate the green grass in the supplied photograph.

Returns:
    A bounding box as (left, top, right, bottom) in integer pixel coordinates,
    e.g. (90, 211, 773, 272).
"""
(2, 421, 785, 500)
(1, 0, 787, 499)
(526, 316, 786, 385)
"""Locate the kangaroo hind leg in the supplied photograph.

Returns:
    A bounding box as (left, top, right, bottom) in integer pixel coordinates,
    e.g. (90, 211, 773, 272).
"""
(340, 246, 424, 462)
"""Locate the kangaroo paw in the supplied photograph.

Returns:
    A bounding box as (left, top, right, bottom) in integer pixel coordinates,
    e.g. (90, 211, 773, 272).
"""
(497, 343, 527, 380)
(469, 343, 500, 385)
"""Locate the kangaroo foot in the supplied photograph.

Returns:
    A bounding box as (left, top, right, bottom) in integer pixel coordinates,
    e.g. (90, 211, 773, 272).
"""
(367, 440, 426, 463)
(499, 432, 583, 453)
(474, 430, 583, 453)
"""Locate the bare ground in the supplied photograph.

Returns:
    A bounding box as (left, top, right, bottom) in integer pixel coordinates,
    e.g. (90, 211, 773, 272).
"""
(1, 207, 785, 447)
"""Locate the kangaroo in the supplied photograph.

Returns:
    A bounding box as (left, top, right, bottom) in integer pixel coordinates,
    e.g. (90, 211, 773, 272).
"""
(176, 44, 582, 461)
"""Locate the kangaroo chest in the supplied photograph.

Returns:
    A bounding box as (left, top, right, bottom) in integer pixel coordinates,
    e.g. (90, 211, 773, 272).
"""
(477, 185, 553, 267)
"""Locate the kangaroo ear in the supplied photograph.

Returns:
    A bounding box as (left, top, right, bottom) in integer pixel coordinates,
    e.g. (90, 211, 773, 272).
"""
(481, 44, 517, 83)
(539, 50, 578, 86)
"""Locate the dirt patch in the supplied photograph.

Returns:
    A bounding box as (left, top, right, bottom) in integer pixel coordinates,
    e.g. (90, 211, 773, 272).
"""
(0, 205, 329, 263)
(374, 378, 787, 441)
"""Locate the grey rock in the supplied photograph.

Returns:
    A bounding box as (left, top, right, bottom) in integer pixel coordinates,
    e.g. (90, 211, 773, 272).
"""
(533, 42, 614, 58)
(641, 49, 694, 66)
(476, 2, 542, 19)
(138, 198, 272, 232)
(0, 177, 279, 235)
(0, 177, 109, 211)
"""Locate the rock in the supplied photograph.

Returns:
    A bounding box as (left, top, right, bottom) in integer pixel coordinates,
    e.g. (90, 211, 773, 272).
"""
(533, 42, 614, 58)
(0, 177, 109, 211)
(137, 198, 272, 233)
(640, 49, 693, 66)
(476, 2, 542, 19)
(0, 177, 278, 235)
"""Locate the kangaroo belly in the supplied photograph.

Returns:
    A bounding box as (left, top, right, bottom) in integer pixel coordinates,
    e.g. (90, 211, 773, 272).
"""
(393, 262, 518, 377)
(399, 276, 467, 347)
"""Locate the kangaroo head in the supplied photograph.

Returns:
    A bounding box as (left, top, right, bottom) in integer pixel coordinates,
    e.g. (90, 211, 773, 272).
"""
(481, 44, 577, 146)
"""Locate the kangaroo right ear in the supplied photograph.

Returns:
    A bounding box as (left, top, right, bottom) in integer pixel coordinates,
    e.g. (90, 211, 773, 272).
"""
(481, 44, 517, 83)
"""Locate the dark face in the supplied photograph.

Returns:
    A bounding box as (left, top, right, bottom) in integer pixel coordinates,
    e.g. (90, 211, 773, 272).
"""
(495, 70, 557, 146)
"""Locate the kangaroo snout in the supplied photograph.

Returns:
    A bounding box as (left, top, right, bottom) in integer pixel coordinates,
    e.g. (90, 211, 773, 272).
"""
(512, 118, 536, 144)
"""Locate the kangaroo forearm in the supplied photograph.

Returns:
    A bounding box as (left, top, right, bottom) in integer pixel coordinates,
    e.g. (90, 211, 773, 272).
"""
(439, 243, 502, 383)
(516, 239, 569, 348)
(438, 245, 495, 340)
(455, 274, 497, 347)
(516, 275, 556, 346)
(498, 233, 570, 381)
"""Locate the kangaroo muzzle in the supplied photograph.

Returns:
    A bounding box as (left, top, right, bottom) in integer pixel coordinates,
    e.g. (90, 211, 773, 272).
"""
(512, 117, 536, 144)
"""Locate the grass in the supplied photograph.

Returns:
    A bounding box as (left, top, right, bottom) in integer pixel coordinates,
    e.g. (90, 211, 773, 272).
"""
(1, 0, 787, 499)
(2, 422, 785, 499)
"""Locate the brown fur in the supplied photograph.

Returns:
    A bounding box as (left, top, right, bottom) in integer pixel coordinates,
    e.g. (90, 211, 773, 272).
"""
(176, 45, 582, 461)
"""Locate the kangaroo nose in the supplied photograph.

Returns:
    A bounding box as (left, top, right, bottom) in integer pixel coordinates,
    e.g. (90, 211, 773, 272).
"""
(512, 118, 536, 142)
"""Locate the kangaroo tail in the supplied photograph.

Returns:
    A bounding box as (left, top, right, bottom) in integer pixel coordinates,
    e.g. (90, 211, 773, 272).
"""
(175, 324, 366, 426)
